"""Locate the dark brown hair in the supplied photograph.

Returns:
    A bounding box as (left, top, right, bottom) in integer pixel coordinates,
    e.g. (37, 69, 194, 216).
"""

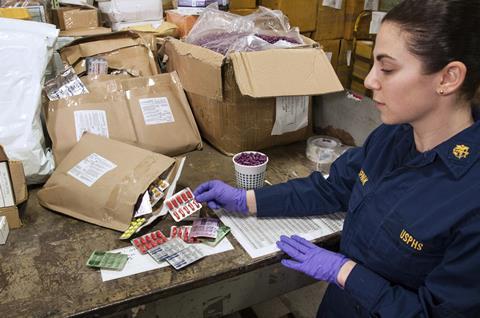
(383, 0, 480, 105)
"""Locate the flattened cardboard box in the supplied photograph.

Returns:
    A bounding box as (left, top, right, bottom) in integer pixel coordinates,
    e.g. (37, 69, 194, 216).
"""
(0, 146, 28, 229)
(37, 133, 176, 232)
(60, 31, 159, 77)
(259, 0, 318, 32)
(164, 37, 343, 154)
(47, 72, 202, 164)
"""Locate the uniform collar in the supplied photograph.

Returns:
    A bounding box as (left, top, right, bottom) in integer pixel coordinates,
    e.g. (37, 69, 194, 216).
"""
(433, 120, 480, 179)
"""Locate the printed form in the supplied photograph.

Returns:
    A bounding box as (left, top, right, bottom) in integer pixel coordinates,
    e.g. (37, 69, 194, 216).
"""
(216, 210, 345, 259)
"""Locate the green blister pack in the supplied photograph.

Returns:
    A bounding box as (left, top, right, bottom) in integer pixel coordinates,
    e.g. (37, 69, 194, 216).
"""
(86, 251, 128, 270)
(199, 225, 231, 247)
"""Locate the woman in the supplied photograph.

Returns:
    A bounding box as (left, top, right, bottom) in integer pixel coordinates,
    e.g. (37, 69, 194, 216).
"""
(194, 1, 480, 316)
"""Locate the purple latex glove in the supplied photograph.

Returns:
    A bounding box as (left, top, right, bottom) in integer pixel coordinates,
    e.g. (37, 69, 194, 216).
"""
(193, 180, 248, 214)
(276, 235, 349, 286)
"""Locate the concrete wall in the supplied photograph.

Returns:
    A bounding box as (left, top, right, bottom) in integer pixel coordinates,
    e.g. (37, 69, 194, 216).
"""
(313, 91, 382, 146)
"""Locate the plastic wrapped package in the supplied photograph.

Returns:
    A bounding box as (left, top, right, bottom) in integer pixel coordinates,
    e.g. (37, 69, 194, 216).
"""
(97, 0, 163, 23)
(186, 4, 303, 55)
(0, 18, 58, 183)
(1, 0, 50, 22)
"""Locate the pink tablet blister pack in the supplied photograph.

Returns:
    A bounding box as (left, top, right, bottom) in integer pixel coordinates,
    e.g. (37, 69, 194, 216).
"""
(165, 187, 202, 222)
(170, 225, 198, 244)
(131, 230, 169, 254)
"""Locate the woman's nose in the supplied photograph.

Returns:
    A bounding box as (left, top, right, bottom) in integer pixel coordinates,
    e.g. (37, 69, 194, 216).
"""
(364, 67, 380, 91)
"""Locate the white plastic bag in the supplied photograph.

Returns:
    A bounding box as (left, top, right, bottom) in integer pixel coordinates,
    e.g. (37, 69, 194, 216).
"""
(98, 0, 163, 23)
(0, 18, 58, 184)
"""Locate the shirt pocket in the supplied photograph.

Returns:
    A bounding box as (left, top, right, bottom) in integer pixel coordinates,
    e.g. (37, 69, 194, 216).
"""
(368, 211, 445, 287)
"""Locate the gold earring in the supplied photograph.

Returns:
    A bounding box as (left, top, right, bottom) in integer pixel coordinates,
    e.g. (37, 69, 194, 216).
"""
(439, 89, 445, 95)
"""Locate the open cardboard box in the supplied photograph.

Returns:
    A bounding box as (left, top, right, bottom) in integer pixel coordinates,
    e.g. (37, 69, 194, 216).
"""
(164, 36, 343, 155)
(0, 146, 28, 229)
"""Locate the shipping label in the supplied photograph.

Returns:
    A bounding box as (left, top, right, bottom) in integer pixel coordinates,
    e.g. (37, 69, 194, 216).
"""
(271, 96, 309, 136)
(67, 153, 117, 187)
(0, 162, 14, 208)
(139, 97, 175, 125)
(322, 0, 343, 9)
(74, 110, 109, 141)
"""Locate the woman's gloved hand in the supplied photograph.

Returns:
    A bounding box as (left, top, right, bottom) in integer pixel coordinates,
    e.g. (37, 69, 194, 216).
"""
(276, 235, 349, 286)
(193, 180, 248, 214)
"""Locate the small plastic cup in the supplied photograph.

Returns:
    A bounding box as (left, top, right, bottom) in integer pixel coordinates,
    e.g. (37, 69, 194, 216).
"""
(232, 151, 269, 189)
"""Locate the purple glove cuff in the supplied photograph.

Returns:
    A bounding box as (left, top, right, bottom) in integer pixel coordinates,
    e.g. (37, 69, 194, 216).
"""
(234, 188, 248, 214)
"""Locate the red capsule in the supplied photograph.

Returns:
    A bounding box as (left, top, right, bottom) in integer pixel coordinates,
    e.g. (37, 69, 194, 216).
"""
(178, 208, 185, 217)
(166, 201, 174, 210)
(186, 190, 193, 199)
(173, 211, 180, 220)
(181, 193, 188, 201)
(172, 200, 179, 208)
(177, 228, 183, 237)
(156, 230, 164, 239)
(140, 237, 147, 244)
(176, 196, 183, 204)
(151, 241, 158, 247)
(145, 243, 152, 249)
(140, 247, 147, 254)
(171, 227, 177, 236)
(134, 239, 141, 246)
(188, 203, 195, 212)
(145, 235, 151, 242)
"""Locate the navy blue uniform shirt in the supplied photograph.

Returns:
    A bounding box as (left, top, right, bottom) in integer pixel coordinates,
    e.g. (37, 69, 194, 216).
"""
(255, 122, 480, 317)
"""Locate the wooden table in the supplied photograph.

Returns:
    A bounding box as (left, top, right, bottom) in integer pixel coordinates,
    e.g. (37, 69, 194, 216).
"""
(0, 142, 340, 318)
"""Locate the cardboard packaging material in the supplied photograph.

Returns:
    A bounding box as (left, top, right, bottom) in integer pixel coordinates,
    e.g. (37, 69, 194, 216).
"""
(230, 0, 257, 9)
(0, 146, 28, 229)
(313, 2, 345, 41)
(53, 7, 99, 31)
(338, 39, 353, 66)
(59, 27, 112, 37)
(259, 0, 317, 32)
(336, 64, 350, 88)
(60, 31, 160, 77)
(37, 133, 176, 232)
(165, 37, 343, 155)
(344, 0, 372, 40)
(165, 10, 198, 38)
(47, 72, 202, 164)
(319, 39, 341, 70)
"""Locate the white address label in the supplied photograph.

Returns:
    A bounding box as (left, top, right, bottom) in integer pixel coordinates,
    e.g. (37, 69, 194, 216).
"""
(139, 97, 175, 125)
(67, 153, 117, 187)
(74, 110, 109, 142)
(0, 162, 14, 208)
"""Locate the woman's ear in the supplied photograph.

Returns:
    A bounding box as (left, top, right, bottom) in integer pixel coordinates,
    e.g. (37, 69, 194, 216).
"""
(437, 61, 467, 96)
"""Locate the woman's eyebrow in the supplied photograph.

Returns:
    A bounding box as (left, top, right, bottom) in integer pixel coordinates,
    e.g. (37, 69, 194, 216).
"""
(376, 54, 396, 62)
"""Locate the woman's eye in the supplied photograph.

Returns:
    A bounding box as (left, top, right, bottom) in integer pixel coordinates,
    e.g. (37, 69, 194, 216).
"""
(381, 69, 393, 74)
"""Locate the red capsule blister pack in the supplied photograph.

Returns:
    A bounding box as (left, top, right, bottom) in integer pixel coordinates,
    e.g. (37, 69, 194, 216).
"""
(131, 230, 169, 254)
(165, 187, 202, 222)
(170, 225, 198, 243)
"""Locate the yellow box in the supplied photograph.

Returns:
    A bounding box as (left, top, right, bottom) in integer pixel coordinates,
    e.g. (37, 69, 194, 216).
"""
(259, 0, 318, 32)
(352, 58, 372, 80)
(229, 8, 257, 16)
(355, 40, 373, 60)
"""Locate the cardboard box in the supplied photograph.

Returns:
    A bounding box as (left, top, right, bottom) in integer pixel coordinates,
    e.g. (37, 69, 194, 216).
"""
(313, 2, 345, 40)
(379, 0, 401, 11)
(59, 27, 112, 37)
(319, 39, 341, 70)
(338, 39, 353, 66)
(352, 58, 371, 80)
(344, 0, 372, 40)
(164, 37, 343, 155)
(0, 146, 28, 229)
(336, 64, 351, 88)
(47, 72, 202, 164)
(355, 40, 373, 59)
(230, 0, 257, 9)
(259, 0, 317, 32)
(229, 8, 257, 16)
(37, 133, 176, 232)
(166, 10, 199, 38)
(60, 31, 160, 77)
(350, 77, 370, 96)
(53, 7, 99, 31)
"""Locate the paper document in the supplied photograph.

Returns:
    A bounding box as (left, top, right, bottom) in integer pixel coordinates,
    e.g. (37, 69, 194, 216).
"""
(216, 210, 345, 259)
(101, 237, 234, 281)
(271, 96, 309, 136)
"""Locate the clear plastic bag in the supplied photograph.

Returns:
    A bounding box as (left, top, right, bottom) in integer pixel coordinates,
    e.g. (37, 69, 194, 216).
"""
(186, 4, 304, 55)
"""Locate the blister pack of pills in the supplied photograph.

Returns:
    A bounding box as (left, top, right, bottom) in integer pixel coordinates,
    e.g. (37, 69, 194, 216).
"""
(86, 251, 128, 270)
(190, 218, 220, 239)
(119, 218, 146, 240)
(170, 225, 198, 243)
(166, 245, 205, 270)
(165, 188, 202, 222)
(148, 237, 187, 263)
(131, 230, 169, 254)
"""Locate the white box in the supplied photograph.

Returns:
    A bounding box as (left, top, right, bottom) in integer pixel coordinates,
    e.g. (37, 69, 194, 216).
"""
(0, 216, 9, 244)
